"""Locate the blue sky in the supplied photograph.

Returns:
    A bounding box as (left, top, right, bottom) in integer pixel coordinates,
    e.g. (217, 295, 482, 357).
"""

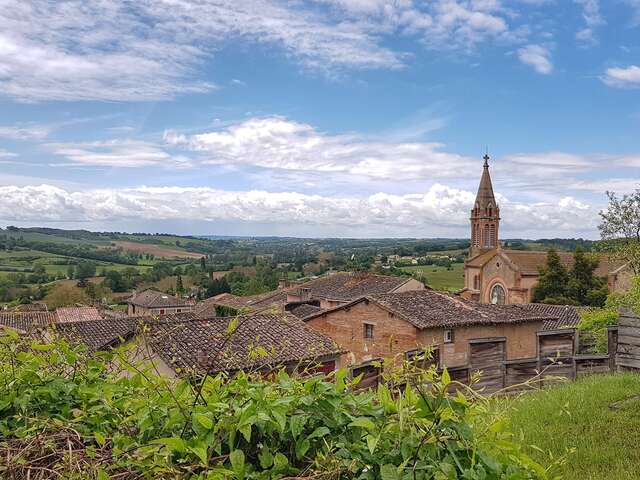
(1, 0, 639, 238)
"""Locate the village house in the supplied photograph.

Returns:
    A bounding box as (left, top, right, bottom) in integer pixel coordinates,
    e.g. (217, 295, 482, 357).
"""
(198, 272, 425, 317)
(461, 155, 631, 305)
(285, 272, 425, 310)
(127, 289, 194, 316)
(54, 312, 344, 379)
(301, 289, 558, 368)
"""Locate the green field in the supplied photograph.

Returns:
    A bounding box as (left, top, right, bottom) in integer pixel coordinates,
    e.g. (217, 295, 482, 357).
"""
(504, 373, 640, 480)
(400, 262, 464, 291)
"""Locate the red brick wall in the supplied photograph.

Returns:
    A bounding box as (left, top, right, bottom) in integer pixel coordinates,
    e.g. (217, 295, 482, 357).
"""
(305, 300, 419, 366)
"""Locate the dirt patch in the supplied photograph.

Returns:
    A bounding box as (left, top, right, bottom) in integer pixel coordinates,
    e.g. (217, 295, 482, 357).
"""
(112, 241, 204, 259)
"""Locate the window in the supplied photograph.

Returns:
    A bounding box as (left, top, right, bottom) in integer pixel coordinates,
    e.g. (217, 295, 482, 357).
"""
(444, 329, 454, 343)
(490, 284, 506, 305)
(177, 309, 182, 313)
(159, 309, 165, 315)
(473, 275, 480, 290)
(364, 323, 374, 339)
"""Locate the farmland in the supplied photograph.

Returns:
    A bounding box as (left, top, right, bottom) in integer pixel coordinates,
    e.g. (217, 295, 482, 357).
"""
(111, 241, 204, 259)
(400, 263, 465, 291)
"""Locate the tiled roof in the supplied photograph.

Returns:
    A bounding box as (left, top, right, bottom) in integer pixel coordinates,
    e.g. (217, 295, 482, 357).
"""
(55, 317, 138, 352)
(145, 313, 343, 376)
(201, 290, 288, 313)
(520, 303, 584, 330)
(10, 303, 48, 312)
(315, 290, 558, 330)
(55, 306, 104, 323)
(127, 289, 190, 308)
(299, 272, 414, 302)
(288, 303, 325, 320)
(0, 311, 56, 333)
(467, 249, 627, 277)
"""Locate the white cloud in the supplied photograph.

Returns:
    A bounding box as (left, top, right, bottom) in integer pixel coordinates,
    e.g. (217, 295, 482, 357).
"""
(517, 44, 553, 74)
(0, 0, 552, 102)
(0, 124, 51, 140)
(0, 183, 598, 235)
(45, 140, 193, 168)
(602, 65, 640, 89)
(0, 0, 402, 102)
(574, 0, 604, 44)
(165, 116, 476, 181)
(0, 149, 17, 159)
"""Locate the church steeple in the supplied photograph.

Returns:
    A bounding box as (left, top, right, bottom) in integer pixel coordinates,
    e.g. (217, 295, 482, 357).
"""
(469, 154, 500, 258)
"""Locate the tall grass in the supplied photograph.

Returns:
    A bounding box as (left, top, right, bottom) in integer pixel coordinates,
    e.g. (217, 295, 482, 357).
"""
(504, 373, 640, 480)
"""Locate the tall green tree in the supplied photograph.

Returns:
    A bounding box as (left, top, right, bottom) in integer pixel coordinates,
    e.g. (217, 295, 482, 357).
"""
(567, 247, 607, 306)
(532, 249, 571, 304)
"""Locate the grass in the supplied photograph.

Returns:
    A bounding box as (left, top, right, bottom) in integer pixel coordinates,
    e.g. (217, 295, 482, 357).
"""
(503, 373, 640, 480)
(400, 262, 464, 291)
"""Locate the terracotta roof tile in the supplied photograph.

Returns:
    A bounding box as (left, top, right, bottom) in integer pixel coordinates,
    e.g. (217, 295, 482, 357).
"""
(55, 306, 104, 323)
(520, 303, 584, 330)
(55, 317, 137, 352)
(0, 311, 55, 333)
(288, 303, 325, 320)
(300, 272, 414, 302)
(127, 289, 191, 308)
(145, 313, 343, 376)
(361, 290, 558, 329)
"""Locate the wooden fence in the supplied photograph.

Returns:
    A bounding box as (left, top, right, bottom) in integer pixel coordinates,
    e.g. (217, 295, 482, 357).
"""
(616, 309, 640, 371)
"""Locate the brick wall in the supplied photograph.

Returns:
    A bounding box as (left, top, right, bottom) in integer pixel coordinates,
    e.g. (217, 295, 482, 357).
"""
(305, 299, 543, 369)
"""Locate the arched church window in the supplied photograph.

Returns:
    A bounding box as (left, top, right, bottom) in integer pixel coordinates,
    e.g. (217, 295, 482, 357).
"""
(490, 284, 506, 305)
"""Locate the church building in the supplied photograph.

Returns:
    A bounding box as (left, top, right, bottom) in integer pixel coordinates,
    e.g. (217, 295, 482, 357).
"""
(461, 155, 631, 305)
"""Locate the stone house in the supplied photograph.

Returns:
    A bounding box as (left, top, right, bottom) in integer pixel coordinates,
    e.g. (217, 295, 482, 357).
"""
(302, 289, 558, 368)
(127, 289, 194, 316)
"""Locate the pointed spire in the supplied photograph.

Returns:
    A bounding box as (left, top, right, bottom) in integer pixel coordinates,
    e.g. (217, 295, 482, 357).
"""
(475, 154, 496, 211)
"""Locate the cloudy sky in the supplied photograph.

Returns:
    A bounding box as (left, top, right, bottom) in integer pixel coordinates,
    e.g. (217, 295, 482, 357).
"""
(1, 0, 639, 238)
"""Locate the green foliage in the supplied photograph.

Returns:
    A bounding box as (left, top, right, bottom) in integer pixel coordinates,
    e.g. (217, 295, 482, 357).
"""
(0, 336, 558, 479)
(579, 276, 640, 353)
(532, 249, 570, 303)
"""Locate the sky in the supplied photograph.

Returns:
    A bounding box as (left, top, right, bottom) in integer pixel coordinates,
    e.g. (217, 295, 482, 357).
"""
(0, 0, 639, 239)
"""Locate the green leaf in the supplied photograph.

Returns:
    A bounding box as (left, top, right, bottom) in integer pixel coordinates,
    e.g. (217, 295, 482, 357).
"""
(349, 417, 375, 430)
(154, 437, 186, 453)
(30, 343, 55, 351)
(96, 469, 110, 480)
(442, 367, 451, 386)
(226, 317, 239, 336)
(295, 438, 310, 459)
(189, 444, 209, 465)
(306, 426, 330, 440)
(380, 464, 399, 480)
(230, 449, 245, 479)
(193, 413, 214, 430)
(273, 452, 289, 472)
(259, 449, 274, 469)
(239, 424, 252, 442)
(289, 414, 306, 439)
(366, 434, 378, 454)
(94, 431, 106, 447)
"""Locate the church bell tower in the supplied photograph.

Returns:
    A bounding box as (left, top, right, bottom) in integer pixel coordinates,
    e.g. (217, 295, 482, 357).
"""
(469, 154, 500, 258)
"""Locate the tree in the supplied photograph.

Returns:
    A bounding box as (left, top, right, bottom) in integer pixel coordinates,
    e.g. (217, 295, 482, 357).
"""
(532, 249, 572, 304)
(104, 270, 129, 292)
(75, 261, 97, 284)
(45, 283, 90, 309)
(533, 248, 608, 306)
(176, 275, 184, 295)
(599, 190, 640, 274)
(200, 256, 206, 271)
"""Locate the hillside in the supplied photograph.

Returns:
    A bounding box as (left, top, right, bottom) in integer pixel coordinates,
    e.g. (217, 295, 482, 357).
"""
(504, 373, 640, 480)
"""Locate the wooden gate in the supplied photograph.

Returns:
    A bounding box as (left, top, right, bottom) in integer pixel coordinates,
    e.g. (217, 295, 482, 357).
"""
(469, 338, 506, 393)
(616, 309, 640, 371)
(537, 329, 576, 382)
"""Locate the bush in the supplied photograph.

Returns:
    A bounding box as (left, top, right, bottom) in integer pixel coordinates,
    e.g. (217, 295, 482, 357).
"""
(0, 331, 559, 479)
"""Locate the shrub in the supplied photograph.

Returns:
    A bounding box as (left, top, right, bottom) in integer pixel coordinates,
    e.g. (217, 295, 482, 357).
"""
(0, 331, 560, 479)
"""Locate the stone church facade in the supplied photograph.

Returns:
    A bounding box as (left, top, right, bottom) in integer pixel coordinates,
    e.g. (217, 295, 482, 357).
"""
(461, 156, 631, 305)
